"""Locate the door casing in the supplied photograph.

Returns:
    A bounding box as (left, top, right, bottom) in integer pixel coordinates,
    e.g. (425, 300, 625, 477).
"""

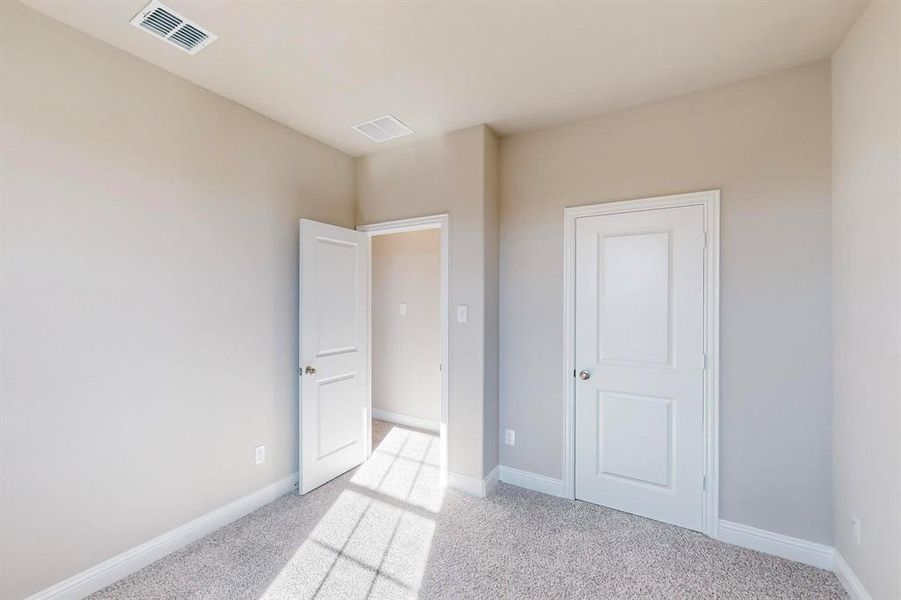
(357, 214, 450, 486)
(563, 190, 720, 537)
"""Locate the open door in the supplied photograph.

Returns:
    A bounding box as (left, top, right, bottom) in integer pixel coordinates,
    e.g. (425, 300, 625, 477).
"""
(299, 219, 370, 494)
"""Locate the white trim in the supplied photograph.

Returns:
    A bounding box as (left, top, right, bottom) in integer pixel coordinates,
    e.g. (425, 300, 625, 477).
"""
(357, 214, 450, 486)
(562, 190, 720, 537)
(484, 465, 500, 495)
(357, 214, 445, 235)
(717, 520, 834, 570)
(499, 465, 567, 498)
(834, 552, 873, 600)
(25, 473, 298, 600)
(447, 466, 499, 498)
(446, 472, 481, 496)
(372, 408, 439, 433)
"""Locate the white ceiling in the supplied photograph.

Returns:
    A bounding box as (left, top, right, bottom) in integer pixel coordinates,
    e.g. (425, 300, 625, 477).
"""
(22, 0, 865, 156)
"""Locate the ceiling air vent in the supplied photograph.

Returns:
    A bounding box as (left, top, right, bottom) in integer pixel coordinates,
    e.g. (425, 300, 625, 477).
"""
(130, 1, 217, 55)
(352, 115, 414, 143)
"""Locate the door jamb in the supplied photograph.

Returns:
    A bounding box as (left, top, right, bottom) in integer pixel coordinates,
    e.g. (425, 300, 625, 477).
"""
(357, 214, 450, 486)
(562, 190, 720, 537)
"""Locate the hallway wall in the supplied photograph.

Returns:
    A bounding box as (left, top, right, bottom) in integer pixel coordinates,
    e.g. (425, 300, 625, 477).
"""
(372, 229, 442, 424)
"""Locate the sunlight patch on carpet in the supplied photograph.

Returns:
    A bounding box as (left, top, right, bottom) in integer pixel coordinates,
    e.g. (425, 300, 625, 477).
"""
(351, 426, 445, 513)
(261, 489, 435, 599)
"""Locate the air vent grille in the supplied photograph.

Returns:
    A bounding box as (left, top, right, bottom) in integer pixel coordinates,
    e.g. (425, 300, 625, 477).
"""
(352, 115, 414, 143)
(140, 7, 180, 37)
(130, 1, 216, 55)
(169, 24, 209, 51)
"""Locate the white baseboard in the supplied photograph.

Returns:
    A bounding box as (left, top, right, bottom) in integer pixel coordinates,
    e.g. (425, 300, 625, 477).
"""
(496, 468, 838, 574)
(484, 465, 500, 496)
(447, 471, 484, 496)
(498, 465, 567, 498)
(25, 466, 861, 599)
(719, 518, 877, 600)
(447, 465, 499, 498)
(834, 551, 873, 600)
(372, 409, 439, 433)
(26, 473, 299, 600)
(717, 519, 834, 570)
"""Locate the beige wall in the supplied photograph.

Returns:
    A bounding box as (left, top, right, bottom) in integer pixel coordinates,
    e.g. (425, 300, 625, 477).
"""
(5, 1, 892, 596)
(0, 4, 354, 598)
(831, 2, 901, 597)
(356, 125, 496, 480)
(482, 128, 500, 475)
(499, 61, 834, 543)
(372, 230, 441, 423)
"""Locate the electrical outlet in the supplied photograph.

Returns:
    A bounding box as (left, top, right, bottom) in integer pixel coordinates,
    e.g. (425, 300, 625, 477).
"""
(399, 303, 407, 316)
(505, 429, 515, 446)
(851, 515, 861, 546)
(255, 445, 266, 465)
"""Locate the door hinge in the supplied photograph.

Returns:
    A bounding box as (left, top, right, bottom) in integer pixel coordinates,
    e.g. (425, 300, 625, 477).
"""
(703, 353, 708, 370)
(704, 231, 709, 249)
(703, 475, 708, 491)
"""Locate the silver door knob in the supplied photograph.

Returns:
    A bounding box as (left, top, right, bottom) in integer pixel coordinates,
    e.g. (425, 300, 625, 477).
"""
(579, 370, 591, 380)
(305, 365, 317, 375)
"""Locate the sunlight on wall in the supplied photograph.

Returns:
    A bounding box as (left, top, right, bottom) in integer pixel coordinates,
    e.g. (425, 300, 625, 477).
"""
(351, 427, 445, 513)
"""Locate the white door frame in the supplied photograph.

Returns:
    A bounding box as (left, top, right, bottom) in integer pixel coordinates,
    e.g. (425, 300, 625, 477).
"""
(356, 214, 450, 486)
(563, 190, 720, 537)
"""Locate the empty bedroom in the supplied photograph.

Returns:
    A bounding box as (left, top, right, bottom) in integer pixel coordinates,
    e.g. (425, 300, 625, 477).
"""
(1, 1, 898, 599)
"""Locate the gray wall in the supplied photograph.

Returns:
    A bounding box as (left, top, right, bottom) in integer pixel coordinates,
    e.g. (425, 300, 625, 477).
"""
(498, 61, 834, 544)
(0, 4, 354, 598)
(371, 229, 442, 423)
(831, 2, 901, 597)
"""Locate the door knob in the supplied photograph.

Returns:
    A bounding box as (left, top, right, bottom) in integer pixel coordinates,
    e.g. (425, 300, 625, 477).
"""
(305, 365, 317, 375)
(579, 370, 591, 380)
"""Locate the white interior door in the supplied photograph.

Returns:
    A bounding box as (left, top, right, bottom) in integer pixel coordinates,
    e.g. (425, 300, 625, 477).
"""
(299, 219, 370, 494)
(574, 205, 705, 531)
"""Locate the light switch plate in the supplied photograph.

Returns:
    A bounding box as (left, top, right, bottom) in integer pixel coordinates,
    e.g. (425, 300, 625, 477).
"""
(456, 304, 468, 323)
(254, 445, 266, 465)
(851, 515, 861, 546)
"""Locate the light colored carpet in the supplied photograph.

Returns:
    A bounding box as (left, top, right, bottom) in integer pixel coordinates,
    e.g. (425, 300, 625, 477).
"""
(91, 420, 846, 599)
